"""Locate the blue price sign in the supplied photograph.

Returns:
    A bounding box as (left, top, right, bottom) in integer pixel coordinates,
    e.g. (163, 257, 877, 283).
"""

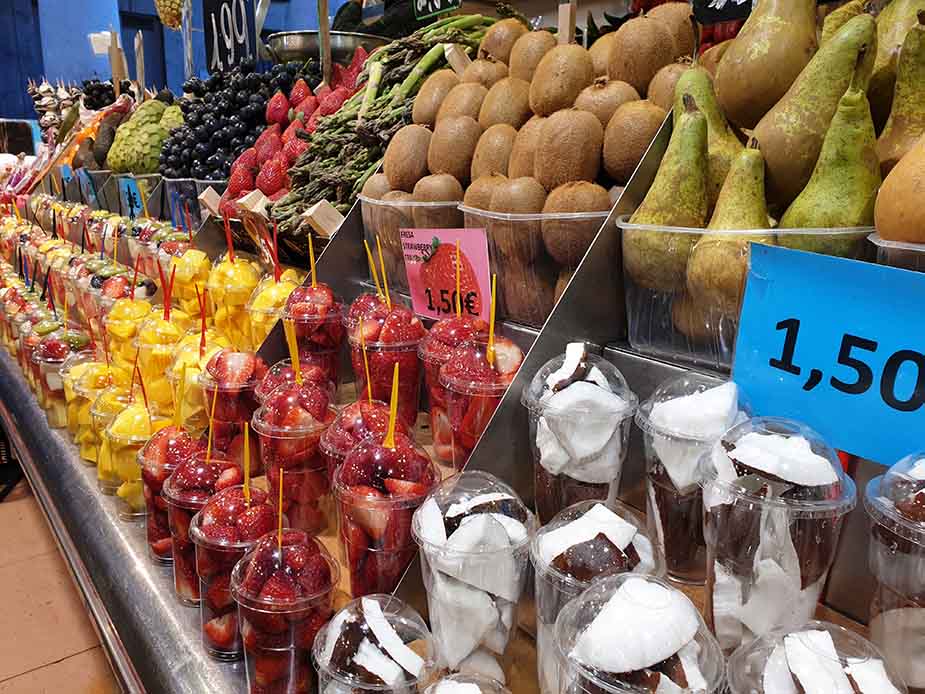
(734, 244, 925, 464)
(118, 177, 143, 218)
(77, 169, 97, 207)
(60, 165, 73, 184)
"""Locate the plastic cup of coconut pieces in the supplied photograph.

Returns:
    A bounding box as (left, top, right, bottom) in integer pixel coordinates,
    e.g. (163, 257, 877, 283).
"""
(424, 673, 511, 694)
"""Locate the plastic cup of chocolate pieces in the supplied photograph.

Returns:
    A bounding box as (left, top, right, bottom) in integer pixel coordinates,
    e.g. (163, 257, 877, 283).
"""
(521, 342, 638, 524)
(312, 594, 437, 693)
(424, 674, 511, 694)
(699, 417, 857, 654)
(863, 451, 925, 692)
(726, 620, 907, 693)
(635, 374, 746, 585)
(554, 573, 725, 694)
(411, 471, 536, 686)
(530, 500, 665, 694)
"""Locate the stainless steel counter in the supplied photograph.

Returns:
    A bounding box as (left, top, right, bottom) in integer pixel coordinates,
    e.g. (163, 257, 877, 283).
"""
(0, 349, 243, 694)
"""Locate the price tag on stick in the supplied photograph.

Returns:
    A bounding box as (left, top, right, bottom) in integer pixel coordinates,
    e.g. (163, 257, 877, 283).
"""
(733, 244, 925, 464)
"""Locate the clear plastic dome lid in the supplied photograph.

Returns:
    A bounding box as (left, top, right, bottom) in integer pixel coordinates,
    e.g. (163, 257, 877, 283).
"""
(412, 470, 536, 557)
(530, 500, 665, 589)
(636, 373, 745, 443)
(312, 594, 435, 690)
(439, 337, 523, 396)
(865, 451, 925, 546)
(700, 417, 857, 515)
(726, 620, 907, 694)
(424, 673, 511, 694)
(554, 573, 725, 693)
(521, 342, 638, 419)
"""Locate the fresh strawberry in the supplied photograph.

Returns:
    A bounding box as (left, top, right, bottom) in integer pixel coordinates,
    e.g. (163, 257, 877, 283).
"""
(226, 165, 254, 198)
(315, 83, 331, 99)
(346, 486, 389, 540)
(255, 133, 283, 166)
(282, 138, 308, 165)
(289, 78, 312, 107)
(294, 95, 318, 120)
(203, 612, 237, 648)
(458, 394, 497, 450)
(218, 190, 242, 219)
(331, 63, 348, 90)
(348, 46, 369, 74)
(318, 86, 349, 116)
(378, 306, 425, 343)
(265, 91, 291, 126)
(258, 570, 299, 602)
(150, 537, 173, 558)
(254, 651, 290, 686)
(297, 553, 332, 594)
(305, 107, 323, 133)
(281, 118, 305, 144)
(207, 350, 259, 387)
(231, 147, 258, 174)
(256, 156, 288, 196)
(492, 336, 524, 381)
(254, 123, 281, 149)
(282, 541, 320, 574)
(205, 574, 234, 611)
(268, 188, 289, 202)
(236, 503, 276, 541)
(201, 523, 239, 544)
(420, 238, 482, 315)
(383, 477, 430, 498)
(215, 465, 243, 490)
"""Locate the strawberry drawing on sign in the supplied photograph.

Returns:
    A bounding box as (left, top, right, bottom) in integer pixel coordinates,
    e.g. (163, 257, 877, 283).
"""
(419, 236, 482, 316)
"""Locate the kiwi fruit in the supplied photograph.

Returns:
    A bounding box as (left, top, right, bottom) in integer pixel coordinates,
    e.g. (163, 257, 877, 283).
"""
(383, 125, 432, 192)
(509, 30, 557, 81)
(436, 83, 488, 123)
(377, 191, 414, 291)
(360, 173, 393, 239)
(508, 116, 546, 179)
(471, 124, 517, 180)
(607, 17, 677, 95)
(427, 116, 482, 185)
(647, 2, 695, 59)
(574, 78, 641, 126)
(541, 182, 612, 267)
(529, 45, 595, 116)
(533, 109, 603, 191)
(412, 70, 460, 127)
(461, 58, 508, 89)
(498, 254, 557, 326)
(647, 62, 690, 111)
(464, 174, 508, 210)
(489, 177, 547, 265)
(412, 174, 464, 228)
(554, 267, 573, 303)
(603, 100, 667, 184)
(478, 18, 528, 63)
(479, 77, 532, 129)
(589, 33, 619, 77)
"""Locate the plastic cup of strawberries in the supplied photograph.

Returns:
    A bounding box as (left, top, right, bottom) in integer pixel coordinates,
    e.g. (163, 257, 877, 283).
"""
(282, 283, 345, 385)
(438, 336, 523, 470)
(252, 381, 337, 534)
(418, 316, 489, 466)
(162, 453, 243, 606)
(190, 486, 278, 661)
(333, 430, 439, 598)
(346, 297, 426, 429)
(139, 425, 204, 565)
(199, 349, 268, 425)
(255, 358, 335, 405)
(319, 399, 411, 482)
(231, 529, 338, 694)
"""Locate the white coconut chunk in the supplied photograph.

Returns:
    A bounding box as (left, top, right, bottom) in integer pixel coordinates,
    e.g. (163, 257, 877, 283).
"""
(571, 576, 699, 674)
(585, 365, 611, 390)
(631, 533, 656, 575)
(545, 342, 588, 391)
(566, 426, 623, 484)
(907, 458, 925, 480)
(654, 674, 684, 693)
(458, 512, 527, 545)
(677, 639, 707, 691)
(482, 600, 516, 655)
(417, 497, 448, 546)
(362, 597, 424, 677)
(727, 432, 838, 487)
(762, 643, 798, 694)
(537, 416, 571, 475)
(545, 382, 628, 461)
(321, 611, 354, 666)
(845, 657, 902, 694)
(439, 514, 519, 601)
(784, 630, 854, 693)
(45, 372, 64, 391)
(433, 682, 482, 694)
(354, 637, 404, 687)
(445, 493, 515, 519)
(429, 571, 498, 668)
(538, 503, 638, 565)
(869, 607, 925, 688)
(650, 382, 739, 440)
(652, 435, 712, 492)
(712, 562, 744, 651)
(458, 649, 506, 684)
(738, 558, 800, 637)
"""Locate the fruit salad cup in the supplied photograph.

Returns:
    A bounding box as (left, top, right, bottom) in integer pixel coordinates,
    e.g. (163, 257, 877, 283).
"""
(439, 336, 523, 470)
(312, 594, 436, 694)
(62, 352, 101, 438)
(104, 403, 170, 521)
(104, 298, 153, 370)
(334, 430, 439, 598)
(91, 387, 132, 490)
(32, 328, 93, 428)
(255, 358, 335, 405)
(22, 317, 63, 396)
(412, 471, 536, 683)
(190, 486, 277, 660)
(347, 301, 426, 429)
(252, 381, 337, 534)
(245, 269, 305, 351)
(207, 252, 262, 349)
(232, 530, 338, 694)
(162, 453, 243, 605)
(199, 349, 267, 424)
(521, 343, 639, 524)
(135, 308, 194, 415)
(168, 247, 212, 319)
(419, 316, 489, 465)
(283, 282, 346, 385)
(166, 329, 232, 436)
(319, 399, 409, 481)
(139, 426, 204, 565)
(530, 500, 665, 694)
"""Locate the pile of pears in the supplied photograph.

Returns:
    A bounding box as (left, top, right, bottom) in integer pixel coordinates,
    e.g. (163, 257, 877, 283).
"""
(625, 0, 925, 342)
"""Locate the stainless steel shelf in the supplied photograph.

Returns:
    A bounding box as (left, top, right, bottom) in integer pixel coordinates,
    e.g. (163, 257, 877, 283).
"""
(0, 349, 243, 694)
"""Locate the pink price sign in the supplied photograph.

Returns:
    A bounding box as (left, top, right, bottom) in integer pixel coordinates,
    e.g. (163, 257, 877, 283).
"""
(401, 227, 491, 321)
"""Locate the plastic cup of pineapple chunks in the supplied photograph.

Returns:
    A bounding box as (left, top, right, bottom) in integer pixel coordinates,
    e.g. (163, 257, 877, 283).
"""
(206, 252, 262, 349)
(244, 269, 305, 351)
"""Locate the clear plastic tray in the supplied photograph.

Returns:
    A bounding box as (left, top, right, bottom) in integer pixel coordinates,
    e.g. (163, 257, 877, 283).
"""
(163, 177, 202, 229)
(869, 232, 925, 273)
(616, 215, 875, 370)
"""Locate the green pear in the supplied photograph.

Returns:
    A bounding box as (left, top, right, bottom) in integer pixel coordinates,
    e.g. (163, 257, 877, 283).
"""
(876, 12, 925, 176)
(822, 0, 866, 44)
(687, 143, 776, 315)
(869, 0, 925, 130)
(673, 66, 744, 212)
(624, 94, 708, 293)
(779, 54, 881, 257)
(714, 0, 818, 130)
(754, 13, 876, 210)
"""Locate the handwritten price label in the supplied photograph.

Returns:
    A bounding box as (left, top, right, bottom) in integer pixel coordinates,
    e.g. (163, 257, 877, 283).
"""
(402, 228, 491, 321)
(204, 0, 256, 74)
(413, 0, 461, 21)
(734, 244, 925, 464)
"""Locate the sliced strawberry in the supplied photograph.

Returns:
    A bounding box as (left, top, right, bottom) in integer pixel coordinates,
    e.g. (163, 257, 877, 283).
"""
(345, 486, 390, 541)
(236, 503, 276, 541)
(383, 477, 430, 498)
(294, 609, 330, 649)
(254, 651, 290, 686)
(492, 336, 524, 380)
(205, 574, 234, 612)
(215, 465, 243, 490)
(201, 523, 239, 544)
(297, 552, 332, 594)
(430, 406, 452, 445)
(207, 349, 258, 387)
(258, 570, 299, 602)
(150, 537, 173, 558)
(378, 307, 425, 343)
(458, 394, 497, 450)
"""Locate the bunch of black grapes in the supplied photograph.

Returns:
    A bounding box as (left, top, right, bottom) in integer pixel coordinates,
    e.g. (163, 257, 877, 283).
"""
(82, 79, 132, 110)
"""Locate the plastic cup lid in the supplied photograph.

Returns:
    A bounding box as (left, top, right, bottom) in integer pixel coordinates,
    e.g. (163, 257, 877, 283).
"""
(864, 451, 925, 546)
(635, 372, 746, 443)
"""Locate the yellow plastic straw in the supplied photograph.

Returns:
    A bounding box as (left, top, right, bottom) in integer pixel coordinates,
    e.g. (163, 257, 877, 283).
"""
(283, 318, 302, 386)
(360, 329, 372, 404)
(364, 240, 383, 298)
(243, 422, 251, 507)
(308, 234, 317, 288)
(376, 236, 391, 310)
(455, 239, 461, 317)
(138, 183, 149, 218)
(174, 363, 187, 427)
(277, 468, 284, 550)
(383, 363, 399, 450)
(51, 175, 60, 196)
(205, 383, 219, 460)
(12, 204, 21, 221)
(487, 274, 497, 367)
(112, 222, 119, 262)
